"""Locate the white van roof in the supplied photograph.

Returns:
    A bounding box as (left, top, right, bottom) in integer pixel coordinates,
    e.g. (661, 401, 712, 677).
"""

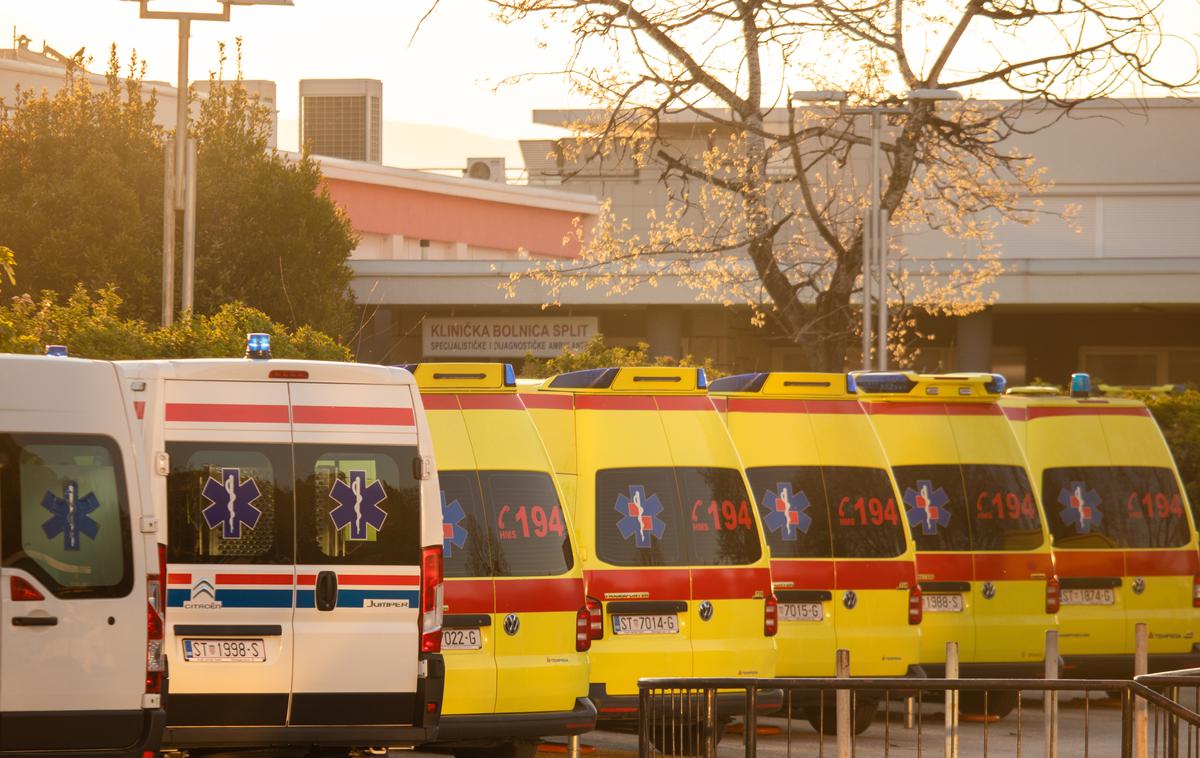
(1, 355, 128, 430)
(117, 358, 416, 386)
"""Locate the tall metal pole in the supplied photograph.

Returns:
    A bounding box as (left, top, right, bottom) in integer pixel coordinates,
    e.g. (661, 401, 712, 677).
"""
(868, 111, 881, 371)
(161, 140, 175, 327)
(878, 207, 889, 369)
(174, 19, 189, 208)
(182, 139, 197, 315)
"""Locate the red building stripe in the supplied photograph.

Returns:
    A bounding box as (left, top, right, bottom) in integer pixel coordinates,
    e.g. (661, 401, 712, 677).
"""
(835, 559, 917, 589)
(690, 567, 773, 599)
(165, 403, 290, 424)
(916, 553, 974, 581)
(457, 394, 525, 411)
(519, 393, 574, 410)
(445, 579, 495, 614)
(1053, 550, 1125, 577)
(574, 395, 657, 411)
(292, 405, 415, 426)
(420, 394, 460, 411)
(495, 577, 586, 613)
(1025, 406, 1151, 420)
(973, 552, 1055, 581)
(655, 396, 717, 412)
(584, 568, 691, 601)
(770, 559, 836, 590)
(215, 573, 294, 586)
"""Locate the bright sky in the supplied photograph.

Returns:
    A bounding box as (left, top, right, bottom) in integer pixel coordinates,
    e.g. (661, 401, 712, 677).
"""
(0, 0, 582, 148)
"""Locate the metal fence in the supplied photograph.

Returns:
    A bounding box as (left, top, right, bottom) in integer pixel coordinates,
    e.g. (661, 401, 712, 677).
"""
(637, 627, 1200, 758)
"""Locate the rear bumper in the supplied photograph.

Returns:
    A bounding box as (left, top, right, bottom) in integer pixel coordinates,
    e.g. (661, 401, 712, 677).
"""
(1063, 648, 1200, 679)
(433, 697, 597, 744)
(590, 683, 784, 723)
(163, 653, 444, 749)
(0, 707, 164, 757)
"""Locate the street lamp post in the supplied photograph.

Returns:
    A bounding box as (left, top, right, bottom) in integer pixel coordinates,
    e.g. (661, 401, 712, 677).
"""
(122, 0, 292, 325)
(790, 88, 961, 370)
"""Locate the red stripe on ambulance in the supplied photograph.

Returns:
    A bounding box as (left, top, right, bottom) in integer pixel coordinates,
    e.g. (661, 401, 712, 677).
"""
(291, 405, 415, 426)
(165, 402, 289, 423)
(1024, 406, 1152, 420)
(495, 578, 586, 613)
(519, 394, 574, 410)
(445, 579, 495, 614)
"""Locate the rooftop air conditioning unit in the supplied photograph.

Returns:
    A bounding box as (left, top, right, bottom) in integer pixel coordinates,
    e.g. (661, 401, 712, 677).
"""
(465, 157, 506, 184)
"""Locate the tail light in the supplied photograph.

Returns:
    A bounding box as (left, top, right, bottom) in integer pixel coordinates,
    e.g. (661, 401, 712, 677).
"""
(145, 543, 166, 694)
(10, 576, 44, 602)
(1192, 575, 1200, 608)
(420, 546, 444, 654)
(908, 584, 923, 626)
(585, 595, 604, 640)
(575, 607, 592, 652)
(764, 593, 778, 637)
(1046, 575, 1061, 615)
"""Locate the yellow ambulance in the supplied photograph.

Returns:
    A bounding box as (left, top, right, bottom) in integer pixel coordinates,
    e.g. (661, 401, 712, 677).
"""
(856, 372, 1057, 717)
(520, 367, 778, 733)
(409, 363, 595, 757)
(709, 371, 922, 734)
(1002, 373, 1200, 677)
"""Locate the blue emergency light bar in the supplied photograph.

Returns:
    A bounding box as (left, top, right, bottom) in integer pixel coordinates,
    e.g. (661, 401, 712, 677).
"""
(44, 345, 68, 358)
(503, 363, 517, 387)
(845, 373, 857, 394)
(1070, 372, 1091, 398)
(245, 333, 271, 360)
(853, 372, 918, 394)
(985, 374, 1007, 395)
(696, 368, 708, 390)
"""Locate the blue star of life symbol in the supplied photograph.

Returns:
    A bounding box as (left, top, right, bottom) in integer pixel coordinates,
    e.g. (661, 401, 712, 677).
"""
(615, 485, 666, 548)
(441, 490, 468, 557)
(761, 483, 812, 540)
(1058, 481, 1102, 533)
(903, 480, 952, 535)
(329, 470, 389, 541)
(41, 481, 101, 551)
(202, 467, 263, 540)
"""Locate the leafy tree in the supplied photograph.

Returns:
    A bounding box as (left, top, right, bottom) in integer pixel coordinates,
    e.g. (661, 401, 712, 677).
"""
(520, 334, 722, 378)
(0, 286, 350, 361)
(492, 0, 1199, 369)
(0, 43, 357, 336)
(0, 246, 14, 292)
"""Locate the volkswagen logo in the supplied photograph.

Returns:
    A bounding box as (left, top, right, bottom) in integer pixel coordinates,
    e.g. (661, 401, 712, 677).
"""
(503, 613, 520, 636)
(1133, 577, 1146, 595)
(698, 600, 714, 621)
(982, 582, 997, 600)
(843, 590, 858, 610)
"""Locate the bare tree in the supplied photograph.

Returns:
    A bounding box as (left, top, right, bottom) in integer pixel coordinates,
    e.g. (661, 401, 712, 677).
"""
(491, 0, 1199, 369)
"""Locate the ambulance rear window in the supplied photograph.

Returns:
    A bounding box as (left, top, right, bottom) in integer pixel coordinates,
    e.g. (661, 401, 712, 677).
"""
(746, 466, 906, 559)
(295, 445, 423, 567)
(1044, 466, 1190, 549)
(439, 470, 574, 578)
(891, 464, 1044, 552)
(0, 434, 133, 598)
(595, 467, 762, 567)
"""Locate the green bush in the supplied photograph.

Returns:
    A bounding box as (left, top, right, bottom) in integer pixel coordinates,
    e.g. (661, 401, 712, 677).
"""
(1141, 389, 1200, 510)
(519, 334, 724, 379)
(0, 287, 350, 361)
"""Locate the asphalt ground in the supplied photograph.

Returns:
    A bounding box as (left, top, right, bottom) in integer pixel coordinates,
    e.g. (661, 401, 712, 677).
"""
(540, 689, 1200, 756)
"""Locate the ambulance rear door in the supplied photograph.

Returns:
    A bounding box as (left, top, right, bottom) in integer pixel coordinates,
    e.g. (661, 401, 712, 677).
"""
(289, 381, 425, 727)
(162, 378, 296, 728)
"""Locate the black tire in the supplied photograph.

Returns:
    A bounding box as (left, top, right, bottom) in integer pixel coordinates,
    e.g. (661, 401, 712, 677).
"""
(803, 696, 878, 735)
(647, 718, 727, 757)
(959, 689, 1018, 719)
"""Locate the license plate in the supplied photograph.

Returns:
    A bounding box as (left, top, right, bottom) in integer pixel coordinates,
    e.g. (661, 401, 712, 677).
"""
(612, 614, 680, 635)
(441, 628, 483, 650)
(183, 638, 265, 662)
(779, 602, 824, 622)
(1061, 588, 1115, 606)
(923, 594, 964, 613)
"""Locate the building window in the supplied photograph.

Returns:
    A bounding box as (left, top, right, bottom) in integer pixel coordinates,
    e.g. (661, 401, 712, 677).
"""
(1080, 347, 1200, 386)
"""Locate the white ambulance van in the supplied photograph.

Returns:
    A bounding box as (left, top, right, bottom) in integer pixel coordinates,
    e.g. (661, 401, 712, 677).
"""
(1, 352, 166, 756)
(118, 335, 445, 752)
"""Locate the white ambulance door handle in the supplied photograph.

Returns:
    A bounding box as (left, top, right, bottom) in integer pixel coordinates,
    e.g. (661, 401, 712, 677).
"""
(12, 615, 58, 627)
